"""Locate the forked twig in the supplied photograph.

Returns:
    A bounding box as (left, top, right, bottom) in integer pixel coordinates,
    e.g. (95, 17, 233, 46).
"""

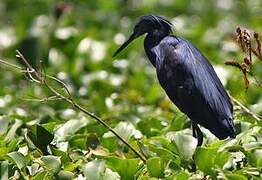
(1, 51, 147, 163)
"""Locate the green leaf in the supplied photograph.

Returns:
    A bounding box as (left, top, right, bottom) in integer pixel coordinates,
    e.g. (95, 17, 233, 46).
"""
(4, 119, 22, 142)
(6, 151, 26, 169)
(146, 157, 165, 178)
(174, 170, 190, 180)
(167, 114, 186, 132)
(148, 145, 179, 164)
(225, 173, 248, 180)
(105, 156, 140, 179)
(32, 171, 51, 180)
(57, 170, 74, 180)
(0, 161, 9, 180)
(55, 118, 89, 142)
(172, 132, 198, 160)
(0, 147, 9, 160)
(0, 116, 9, 135)
(137, 118, 165, 137)
(84, 160, 120, 180)
(214, 151, 230, 168)
(247, 149, 262, 167)
(64, 162, 79, 172)
(195, 147, 217, 176)
(28, 124, 54, 154)
(69, 134, 87, 149)
(41, 155, 61, 174)
(50, 146, 71, 164)
(103, 122, 142, 140)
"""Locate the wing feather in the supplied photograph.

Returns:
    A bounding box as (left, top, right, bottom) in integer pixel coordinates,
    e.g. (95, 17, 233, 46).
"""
(153, 36, 235, 138)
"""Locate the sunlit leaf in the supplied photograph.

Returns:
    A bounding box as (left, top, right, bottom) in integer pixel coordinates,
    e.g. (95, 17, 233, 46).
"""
(40, 155, 61, 174)
(0, 161, 8, 180)
(195, 147, 217, 176)
(172, 132, 198, 160)
(4, 119, 22, 142)
(105, 156, 140, 179)
(146, 157, 165, 178)
(6, 151, 26, 169)
(57, 170, 74, 180)
(0, 116, 9, 135)
(84, 160, 120, 180)
(225, 173, 248, 180)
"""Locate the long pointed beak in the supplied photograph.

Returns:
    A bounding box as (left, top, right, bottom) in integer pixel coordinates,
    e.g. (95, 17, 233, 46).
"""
(113, 32, 139, 57)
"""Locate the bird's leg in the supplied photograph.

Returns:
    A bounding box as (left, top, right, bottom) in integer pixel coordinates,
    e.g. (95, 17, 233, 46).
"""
(192, 122, 203, 146)
(191, 122, 204, 172)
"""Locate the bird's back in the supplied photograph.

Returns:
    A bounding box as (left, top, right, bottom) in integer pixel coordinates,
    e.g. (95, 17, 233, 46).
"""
(150, 35, 235, 139)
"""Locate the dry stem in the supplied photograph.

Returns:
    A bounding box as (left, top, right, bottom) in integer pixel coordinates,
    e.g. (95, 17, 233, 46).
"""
(1, 51, 147, 163)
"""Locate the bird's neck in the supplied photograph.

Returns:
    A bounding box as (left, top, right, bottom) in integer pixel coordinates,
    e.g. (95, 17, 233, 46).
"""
(144, 30, 169, 67)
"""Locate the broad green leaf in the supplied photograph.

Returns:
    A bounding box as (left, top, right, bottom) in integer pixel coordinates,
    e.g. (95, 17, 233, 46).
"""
(101, 136, 118, 152)
(247, 149, 262, 167)
(103, 122, 142, 140)
(148, 145, 179, 164)
(64, 162, 79, 172)
(41, 155, 61, 174)
(50, 146, 71, 164)
(57, 170, 74, 180)
(4, 119, 22, 142)
(69, 134, 87, 149)
(84, 160, 120, 180)
(0, 116, 9, 135)
(137, 118, 165, 137)
(0, 161, 8, 180)
(0, 147, 9, 160)
(8, 138, 21, 152)
(172, 133, 197, 160)
(146, 157, 165, 178)
(6, 151, 26, 169)
(225, 173, 248, 180)
(167, 114, 186, 132)
(28, 124, 54, 154)
(195, 147, 217, 176)
(54, 118, 89, 142)
(32, 171, 52, 180)
(174, 170, 190, 180)
(105, 156, 140, 179)
(214, 151, 230, 168)
(84, 160, 105, 180)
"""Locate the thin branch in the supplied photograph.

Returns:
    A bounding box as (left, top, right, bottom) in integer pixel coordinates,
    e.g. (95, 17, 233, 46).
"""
(230, 95, 261, 121)
(0, 51, 147, 163)
(20, 95, 63, 102)
(0, 59, 23, 70)
(46, 75, 73, 99)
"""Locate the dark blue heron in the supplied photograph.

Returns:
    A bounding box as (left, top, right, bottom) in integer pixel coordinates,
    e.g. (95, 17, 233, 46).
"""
(113, 15, 235, 146)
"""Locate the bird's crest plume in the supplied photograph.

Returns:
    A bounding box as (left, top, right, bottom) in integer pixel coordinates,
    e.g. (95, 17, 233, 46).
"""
(149, 15, 173, 33)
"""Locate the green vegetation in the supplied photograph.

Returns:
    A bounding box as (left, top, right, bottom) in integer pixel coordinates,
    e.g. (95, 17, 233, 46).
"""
(0, 0, 261, 179)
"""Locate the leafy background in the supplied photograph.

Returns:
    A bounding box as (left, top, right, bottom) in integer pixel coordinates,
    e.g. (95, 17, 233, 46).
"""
(0, 0, 261, 179)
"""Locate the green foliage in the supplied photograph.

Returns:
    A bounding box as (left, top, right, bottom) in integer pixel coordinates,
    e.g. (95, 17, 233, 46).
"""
(0, 0, 261, 179)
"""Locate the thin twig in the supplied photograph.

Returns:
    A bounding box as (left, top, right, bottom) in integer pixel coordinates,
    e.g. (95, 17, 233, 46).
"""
(46, 75, 73, 98)
(0, 59, 23, 70)
(230, 95, 261, 121)
(20, 95, 63, 102)
(1, 51, 147, 163)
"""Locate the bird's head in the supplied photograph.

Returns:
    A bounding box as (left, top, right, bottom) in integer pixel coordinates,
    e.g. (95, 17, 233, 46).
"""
(113, 15, 173, 57)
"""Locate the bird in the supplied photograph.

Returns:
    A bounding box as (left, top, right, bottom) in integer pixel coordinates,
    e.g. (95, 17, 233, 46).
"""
(113, 15, 236, 146)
